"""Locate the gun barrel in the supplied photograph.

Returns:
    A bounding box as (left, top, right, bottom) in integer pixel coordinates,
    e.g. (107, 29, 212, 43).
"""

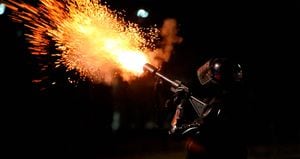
(143, 63, 180, 88)
(143, 63, 158, 74)
(143, 63, 207, 118)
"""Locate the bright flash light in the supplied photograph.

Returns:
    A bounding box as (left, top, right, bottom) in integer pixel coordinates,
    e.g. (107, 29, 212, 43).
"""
(136, 9, 149, 18)
(5, 0, 159, 84)
(0, 3, 5, 15)
(117, 51, 148, 75)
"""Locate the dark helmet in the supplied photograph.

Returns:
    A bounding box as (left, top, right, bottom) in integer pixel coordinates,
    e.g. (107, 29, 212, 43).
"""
(197, 57, 243, 86)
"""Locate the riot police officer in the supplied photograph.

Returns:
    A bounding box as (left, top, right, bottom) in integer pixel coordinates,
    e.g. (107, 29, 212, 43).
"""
(166, 57, 248, 159)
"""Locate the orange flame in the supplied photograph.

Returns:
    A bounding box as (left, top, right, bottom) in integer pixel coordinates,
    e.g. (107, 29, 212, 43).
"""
(5, 0, 159, 84)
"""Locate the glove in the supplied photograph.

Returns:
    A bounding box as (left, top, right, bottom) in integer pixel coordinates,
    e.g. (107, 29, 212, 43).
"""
(169, 119, 203, 137)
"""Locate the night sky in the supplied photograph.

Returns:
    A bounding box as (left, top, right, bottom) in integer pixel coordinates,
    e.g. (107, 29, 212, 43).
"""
(1, 1, 298, 158)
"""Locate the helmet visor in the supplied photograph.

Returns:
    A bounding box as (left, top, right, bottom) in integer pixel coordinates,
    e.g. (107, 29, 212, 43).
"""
(197, 60, 213, 85)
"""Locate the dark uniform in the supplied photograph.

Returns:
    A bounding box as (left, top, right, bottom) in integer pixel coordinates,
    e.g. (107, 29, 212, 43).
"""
(170, 57, 248, 159)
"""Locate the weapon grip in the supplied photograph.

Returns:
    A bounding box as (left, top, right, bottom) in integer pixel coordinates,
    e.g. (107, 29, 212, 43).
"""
(169, 99, 185, 134)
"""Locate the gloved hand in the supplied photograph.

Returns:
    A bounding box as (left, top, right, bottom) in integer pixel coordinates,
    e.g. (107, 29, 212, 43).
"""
(169, 119, 203, 137)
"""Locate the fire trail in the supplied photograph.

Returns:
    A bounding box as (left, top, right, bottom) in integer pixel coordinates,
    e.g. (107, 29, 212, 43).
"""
(5, 0, 159, 84)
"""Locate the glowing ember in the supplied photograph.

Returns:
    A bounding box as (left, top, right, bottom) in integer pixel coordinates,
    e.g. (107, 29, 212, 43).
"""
(5, 0, 159, 84)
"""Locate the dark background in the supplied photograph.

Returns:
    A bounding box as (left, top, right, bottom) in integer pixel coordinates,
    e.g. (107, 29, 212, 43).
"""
(1, 0, 298, 159)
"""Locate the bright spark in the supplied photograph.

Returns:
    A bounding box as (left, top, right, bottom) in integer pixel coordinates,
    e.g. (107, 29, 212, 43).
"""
(5, 0, 159, 84)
